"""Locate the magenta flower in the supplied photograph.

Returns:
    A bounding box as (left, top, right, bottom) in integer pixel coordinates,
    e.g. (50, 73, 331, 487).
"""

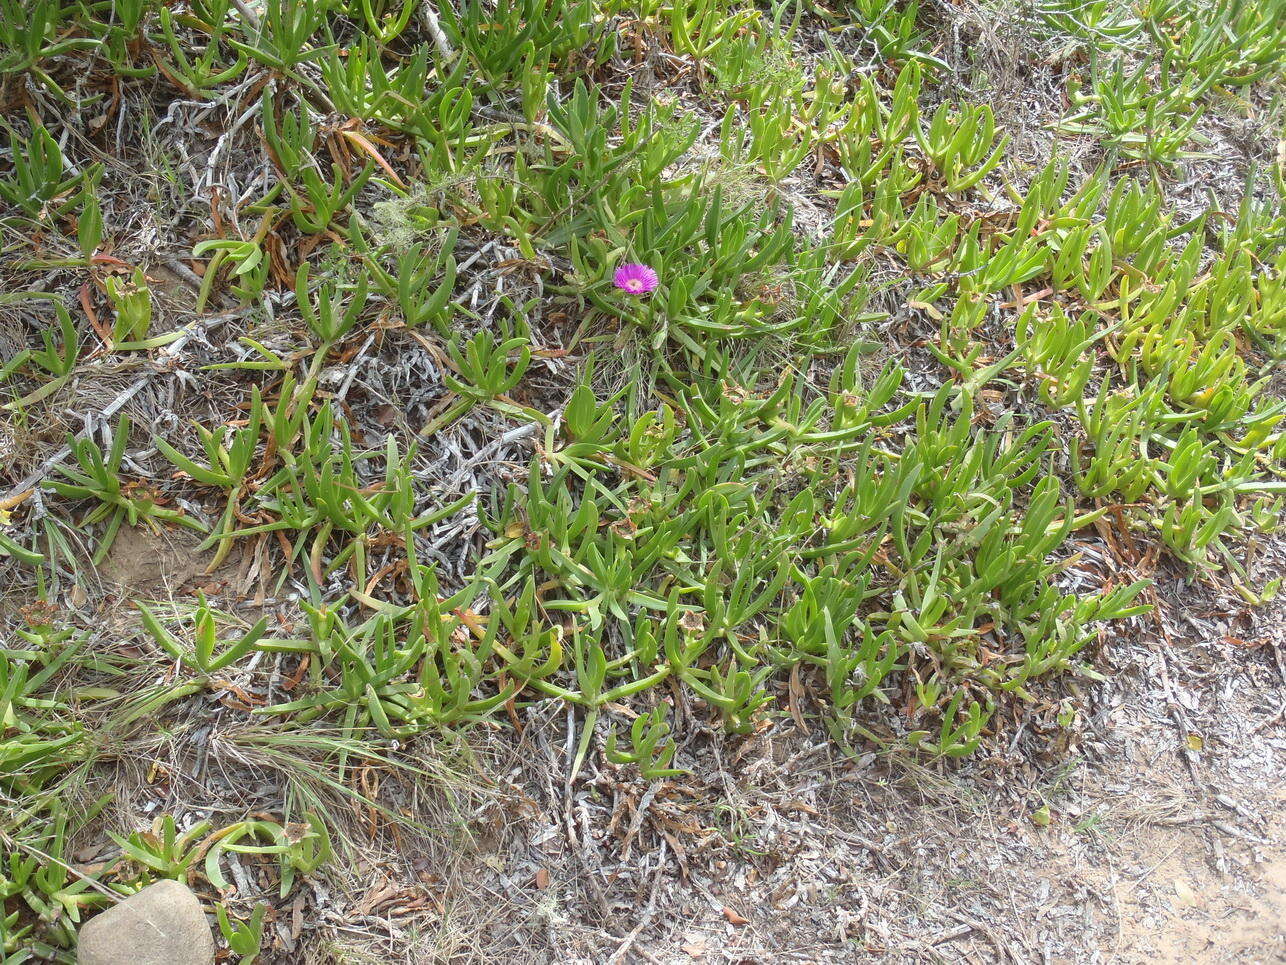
(613, 263, 659, 295)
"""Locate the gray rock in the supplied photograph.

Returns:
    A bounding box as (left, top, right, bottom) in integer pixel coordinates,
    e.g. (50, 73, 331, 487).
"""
(77, 879, 215, 965)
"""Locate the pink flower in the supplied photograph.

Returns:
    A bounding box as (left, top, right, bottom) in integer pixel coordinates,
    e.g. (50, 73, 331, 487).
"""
(613, 263, 659, 295)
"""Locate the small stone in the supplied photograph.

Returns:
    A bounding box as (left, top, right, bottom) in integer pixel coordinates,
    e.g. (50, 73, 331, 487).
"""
(77, 879, 215, 965)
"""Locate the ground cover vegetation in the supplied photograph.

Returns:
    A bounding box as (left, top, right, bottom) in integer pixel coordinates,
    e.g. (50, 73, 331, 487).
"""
(0, 0, 1283, 959)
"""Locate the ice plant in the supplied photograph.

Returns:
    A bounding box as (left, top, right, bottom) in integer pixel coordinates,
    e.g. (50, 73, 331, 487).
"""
(613, 263, 659, 295)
